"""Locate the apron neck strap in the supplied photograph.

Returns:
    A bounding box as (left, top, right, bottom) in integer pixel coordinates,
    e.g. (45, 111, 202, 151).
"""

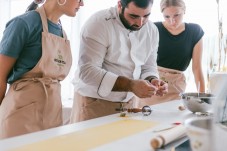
(36, 6, 48, 32)
(59, 20, 67, 39)
(36, 6, 67, 39)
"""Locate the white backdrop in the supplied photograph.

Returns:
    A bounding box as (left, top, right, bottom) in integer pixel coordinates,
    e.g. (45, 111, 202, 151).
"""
(0, 0, 222, 102)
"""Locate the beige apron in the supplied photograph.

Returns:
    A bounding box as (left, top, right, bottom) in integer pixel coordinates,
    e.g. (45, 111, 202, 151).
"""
(0, 6, 72, 139)
(137, 66, 186, 107)
(70, 92, 136, 123)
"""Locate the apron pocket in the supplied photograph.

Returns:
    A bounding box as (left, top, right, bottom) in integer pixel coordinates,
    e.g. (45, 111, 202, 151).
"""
(2, 102, 43, 137)
(5, 102, 37, 120)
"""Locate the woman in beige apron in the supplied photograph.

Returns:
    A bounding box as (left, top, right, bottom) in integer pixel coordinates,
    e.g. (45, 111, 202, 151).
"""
(137, 0, 205, 108)
(0, 5, 74, 139)
(137, 66, 186, 107)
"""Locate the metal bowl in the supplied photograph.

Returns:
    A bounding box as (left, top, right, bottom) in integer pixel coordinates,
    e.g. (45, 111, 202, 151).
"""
(181, 92, 215, 113)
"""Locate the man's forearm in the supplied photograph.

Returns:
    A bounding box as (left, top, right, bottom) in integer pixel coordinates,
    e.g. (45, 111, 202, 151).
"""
(112, 76, 132, 92)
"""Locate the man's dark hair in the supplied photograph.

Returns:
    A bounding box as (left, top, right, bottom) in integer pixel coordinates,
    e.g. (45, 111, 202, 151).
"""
(120, 0, 153, 8)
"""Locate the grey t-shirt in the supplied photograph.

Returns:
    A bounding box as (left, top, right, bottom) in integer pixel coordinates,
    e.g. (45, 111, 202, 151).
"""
(0, 11, 63, 84)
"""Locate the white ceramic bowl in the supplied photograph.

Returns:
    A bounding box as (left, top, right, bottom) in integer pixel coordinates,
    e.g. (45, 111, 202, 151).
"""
(181, 92, 215, 113)
(184, 117, 212, 151)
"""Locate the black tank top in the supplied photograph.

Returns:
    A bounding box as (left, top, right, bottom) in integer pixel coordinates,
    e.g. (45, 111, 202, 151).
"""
(154, 22, 204, 71)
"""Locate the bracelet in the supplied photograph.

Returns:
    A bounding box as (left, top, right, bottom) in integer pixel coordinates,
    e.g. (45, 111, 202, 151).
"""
(145, 76, 158, 83)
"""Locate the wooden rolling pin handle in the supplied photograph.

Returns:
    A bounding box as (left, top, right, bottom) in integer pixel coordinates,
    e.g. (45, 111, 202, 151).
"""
(150, 135, 164, 149)
(127, 108, 142, 113)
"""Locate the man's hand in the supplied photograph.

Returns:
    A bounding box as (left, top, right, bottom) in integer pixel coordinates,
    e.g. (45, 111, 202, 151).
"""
(130, 79, 158, 98)
(112, 76, 168, 98)
(150, 79, 168, 96)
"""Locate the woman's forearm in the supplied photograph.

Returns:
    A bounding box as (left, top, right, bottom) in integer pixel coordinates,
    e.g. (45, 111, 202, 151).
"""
(0, 82, 7, 105)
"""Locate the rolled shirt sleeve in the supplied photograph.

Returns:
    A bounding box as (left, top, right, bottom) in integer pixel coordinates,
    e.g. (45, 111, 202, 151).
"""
(77, 15, 119, 98)
(97, 71, 118, 97)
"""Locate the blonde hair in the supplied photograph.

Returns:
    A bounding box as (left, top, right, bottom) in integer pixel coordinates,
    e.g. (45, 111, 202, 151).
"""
(160, 0, 186, 12)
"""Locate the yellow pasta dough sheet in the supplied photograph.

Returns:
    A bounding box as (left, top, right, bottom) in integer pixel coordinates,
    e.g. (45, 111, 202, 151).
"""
(11, 119, 159, 151)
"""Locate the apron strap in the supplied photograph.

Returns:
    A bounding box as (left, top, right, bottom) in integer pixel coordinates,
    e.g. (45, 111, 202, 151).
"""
(36, 6, 68, 39)
(13, 77, 59, 101)
(58, 19, 67, 39)
(158, 66, 183, 74)
(36, 6, 67, 40)
(36, 6, 48, 33)
(62, 29, 67, 39)
(13, 77, 59, 125)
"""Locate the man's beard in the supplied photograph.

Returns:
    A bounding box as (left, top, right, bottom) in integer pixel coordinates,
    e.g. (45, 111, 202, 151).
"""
(119, 9, 142, 31)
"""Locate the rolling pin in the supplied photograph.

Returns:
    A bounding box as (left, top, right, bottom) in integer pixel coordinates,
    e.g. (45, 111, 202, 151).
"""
(150, 125, 186, 149)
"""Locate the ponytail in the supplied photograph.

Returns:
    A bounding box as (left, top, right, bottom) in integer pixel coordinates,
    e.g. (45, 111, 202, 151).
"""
(26, 0, 45, 12)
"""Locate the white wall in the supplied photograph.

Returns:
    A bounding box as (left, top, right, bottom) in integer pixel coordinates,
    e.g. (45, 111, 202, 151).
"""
(0, 0, 222, 102)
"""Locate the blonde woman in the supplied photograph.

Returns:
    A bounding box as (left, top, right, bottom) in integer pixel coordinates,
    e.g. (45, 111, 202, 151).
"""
(138, 0, 205, 106)
(0, 0, 83, 139)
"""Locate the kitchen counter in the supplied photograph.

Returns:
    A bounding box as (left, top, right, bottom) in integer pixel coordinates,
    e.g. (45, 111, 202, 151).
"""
(0, 100, 196, 151)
